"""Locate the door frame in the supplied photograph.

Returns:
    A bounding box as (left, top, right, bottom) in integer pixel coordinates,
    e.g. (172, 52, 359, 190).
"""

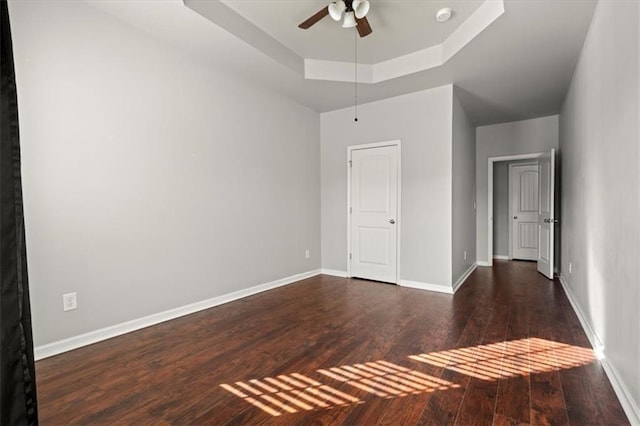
(487, 152, 544, 267)
(508, 162, 539, 260)
(347, 140, 401, 283)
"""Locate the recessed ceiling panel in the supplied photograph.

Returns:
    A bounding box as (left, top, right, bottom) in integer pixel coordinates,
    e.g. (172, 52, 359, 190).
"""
(221, 0, 484, 64)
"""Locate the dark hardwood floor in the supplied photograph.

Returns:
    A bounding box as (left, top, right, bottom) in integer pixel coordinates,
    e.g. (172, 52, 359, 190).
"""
(36, 261, 629, 425)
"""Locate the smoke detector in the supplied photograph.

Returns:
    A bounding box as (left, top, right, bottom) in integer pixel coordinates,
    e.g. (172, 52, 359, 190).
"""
(436, 8, 453, 23)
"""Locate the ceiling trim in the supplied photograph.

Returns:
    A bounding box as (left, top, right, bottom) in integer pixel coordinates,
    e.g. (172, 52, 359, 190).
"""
(184, 0, 503, 84)
(304, 0, 505, 83)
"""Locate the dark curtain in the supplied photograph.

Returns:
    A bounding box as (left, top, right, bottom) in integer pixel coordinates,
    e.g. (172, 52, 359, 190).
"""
(1, 1, 38, 424)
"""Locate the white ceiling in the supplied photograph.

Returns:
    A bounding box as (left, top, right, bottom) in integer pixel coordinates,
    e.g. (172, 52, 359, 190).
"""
(89, 0, 598, 126)
(221, 0, 485, 64)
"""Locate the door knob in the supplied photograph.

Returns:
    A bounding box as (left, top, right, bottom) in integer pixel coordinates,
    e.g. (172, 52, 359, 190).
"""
(513, 216, 518, 219)
(389, 219, 395, 224)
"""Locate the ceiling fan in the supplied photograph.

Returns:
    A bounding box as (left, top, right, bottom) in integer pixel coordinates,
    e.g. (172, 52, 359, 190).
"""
(298, 0, 372, 37)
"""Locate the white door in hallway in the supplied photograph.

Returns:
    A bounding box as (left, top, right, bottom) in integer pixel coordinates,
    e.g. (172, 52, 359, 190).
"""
(537, 148, 555, 279)
(349, 144, 399, 284)
(510, 163, 539, 260)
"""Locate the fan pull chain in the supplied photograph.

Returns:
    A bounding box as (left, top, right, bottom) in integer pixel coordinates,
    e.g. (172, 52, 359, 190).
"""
(354, 28, 358, 122)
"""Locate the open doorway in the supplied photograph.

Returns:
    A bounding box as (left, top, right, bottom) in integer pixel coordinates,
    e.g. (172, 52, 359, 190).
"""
(487, 150, 557, 279)
(494, 161, 540, 261)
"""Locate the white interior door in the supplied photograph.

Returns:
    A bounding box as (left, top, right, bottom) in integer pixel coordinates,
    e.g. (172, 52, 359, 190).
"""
(510, 164, 539, 260)
(537, 148, 555, 279)
(350, 145, 398, 283)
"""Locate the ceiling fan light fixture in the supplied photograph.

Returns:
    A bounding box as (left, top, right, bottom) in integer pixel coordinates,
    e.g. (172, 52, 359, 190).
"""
(353, 0, 370, 19)
(342, 11, 357, 28)
(329, 1, 346, 21)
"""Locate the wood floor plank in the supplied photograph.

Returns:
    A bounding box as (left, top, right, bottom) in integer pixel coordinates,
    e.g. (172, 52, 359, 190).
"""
(34, 262, 629, 425)
(528, 294, 570, 426)
(375, 311, 454, 425)
(454, 302, 509, 425)
(418, 295, 496, 425)
(494, 296, 531, 425)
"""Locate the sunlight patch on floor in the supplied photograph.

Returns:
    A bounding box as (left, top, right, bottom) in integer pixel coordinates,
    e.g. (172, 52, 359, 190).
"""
(409, 337, 595, 380)
(317, 360, 459, 399)
(220, 337, 595, 416)
(220, 373, 363, 416)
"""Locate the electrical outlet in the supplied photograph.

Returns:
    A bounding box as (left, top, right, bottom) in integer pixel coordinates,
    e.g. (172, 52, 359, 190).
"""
(569, 262, 573, 275)
(464, 251, 467, 260)
(63, 292, 77, 312)
(305, 249, 310, 259)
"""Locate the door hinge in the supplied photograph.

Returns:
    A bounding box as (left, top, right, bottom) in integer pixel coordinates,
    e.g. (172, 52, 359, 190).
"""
(349, 160, 352, 167)
(349, 253, 352, 260)
(349, 207, 352, 214)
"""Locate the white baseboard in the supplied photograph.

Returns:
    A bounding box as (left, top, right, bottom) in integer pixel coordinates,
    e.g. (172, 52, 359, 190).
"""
(35, 269, 322, 360)
(453, 263, 477, 293)
(601, 356, 640, 426)
(559, 275, 640, 425)
(399, 279, 454, 294)
(557, 275, 603, 353)
(477, 261, 492, 267)
(493, 255, 510, 260)
(320, 269, 348, 278)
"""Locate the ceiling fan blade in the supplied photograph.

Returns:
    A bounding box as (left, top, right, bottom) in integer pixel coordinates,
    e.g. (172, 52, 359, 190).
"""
(298, 7, 329, 29)
(356, 16, 372, 37)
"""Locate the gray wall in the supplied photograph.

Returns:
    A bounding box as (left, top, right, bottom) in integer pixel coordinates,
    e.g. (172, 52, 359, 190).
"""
(10, 0, 321, 346)
(560, 0, 640, 417)
(321, 86, 454, 288)
(476, 116, 559, 264)
(452, 88, 476, 284)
